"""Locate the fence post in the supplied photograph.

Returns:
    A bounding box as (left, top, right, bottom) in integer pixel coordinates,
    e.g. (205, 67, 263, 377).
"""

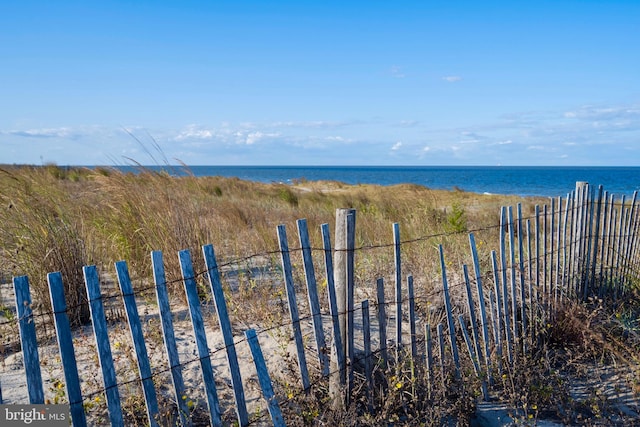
(425, 323, 433, 399)
(297, 220, 329, 377)
(276, 225, 311, 392)
(13, 275, 44, 404)
(393, 223, 402, 367)
(346, 211, 357, 397)
(589, 187, 604, 295)
(499, 207, 513, 365)
(376, 278, 389, 379)
(83, 266, 124, 426)
(334, 208, 355, 389)
(598, 192, 610, 296)
(362, 300, 374, 413)
(321, 223, 346, 407)
(553, 196, 562, 311)
(439, 245, 460, 378)
(408, 275, 418, 374)
(548, 198, 555, 315)
(621, 192, 638, 292)
(202, 244, 249, 426)
(48, 272, 87, 427)
(561, 196, 570, 302)
(458, 315, 489, 401)
(507, 206, 518, 348)
(245, 329, 285, 427)
(490, 255, 503, 374)
(462, 265, 483, 373)
(115, 261, 160, 427)
(150, 251, 192, 427)
(436, 323, 446, 389)
(517, 204, 527, 344)
(469, 233, 492, 382)
(178, 250, 222, 425)
(614, 196, 627, 300)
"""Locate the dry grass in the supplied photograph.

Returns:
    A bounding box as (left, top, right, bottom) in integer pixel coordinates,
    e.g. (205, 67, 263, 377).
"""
(0, 164, 544, 323)
(7, 164, 639, 425)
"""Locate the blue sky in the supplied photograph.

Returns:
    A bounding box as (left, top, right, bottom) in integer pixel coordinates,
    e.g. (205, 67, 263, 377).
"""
(1, 1, 639, 166)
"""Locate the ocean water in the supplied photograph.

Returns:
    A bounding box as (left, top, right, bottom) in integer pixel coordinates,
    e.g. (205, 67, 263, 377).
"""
(115, 165, 640, 198)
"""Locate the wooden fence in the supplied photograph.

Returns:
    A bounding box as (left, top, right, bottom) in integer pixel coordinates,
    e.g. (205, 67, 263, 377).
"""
(2, 182, 639, 426)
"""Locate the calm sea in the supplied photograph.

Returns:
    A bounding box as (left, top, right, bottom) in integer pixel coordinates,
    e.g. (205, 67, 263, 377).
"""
(115, 166, 640, 198)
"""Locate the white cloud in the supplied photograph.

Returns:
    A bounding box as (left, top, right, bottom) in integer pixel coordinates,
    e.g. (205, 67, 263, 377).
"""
(391, 141, 402, 151)
(7, 127, 73, 138)
(245, 131, 281, 145)
(174, 127, 215, 140)
(423, 146, 431, 152)
(442, 76, 462, 83)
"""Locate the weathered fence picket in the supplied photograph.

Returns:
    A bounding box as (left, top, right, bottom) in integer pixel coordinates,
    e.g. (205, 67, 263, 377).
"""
(276, 224, 311, 392)
(393, 223, 402, 367)
(408, 275, 418, 372)
(297, 219, 329, 378)
(83, 265, 124, 426)
(178, 250, 222, 425)
(47, 272, 87, 427)
(439, 245, 461, 377)
(376, 277, 389, 373)
(469, 233, 492, 380)
(245, 329, 285, 427)
(150, 250, 192, 427)
(13, 276, 44, 404)
(115, 260, 160, 427)
(321, 222, 346, 396)
(345, 210, 356, 397)
(202, 244, 249, 425)
(361, 300, 373, 413)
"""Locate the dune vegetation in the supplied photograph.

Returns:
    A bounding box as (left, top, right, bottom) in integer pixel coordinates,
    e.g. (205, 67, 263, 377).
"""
(4, 164, 639, 425)
(0, 164, 541, 326)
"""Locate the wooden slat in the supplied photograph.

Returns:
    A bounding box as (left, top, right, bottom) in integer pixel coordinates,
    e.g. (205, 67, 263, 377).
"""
(462, 265, 483, 370)
(469, 233, 492, 381)
(362, 300, 373, 413)
(489, 263, 503, 374)
(297, 219, 329, 377)
(436, 323, 446, 388)
(499, 207, 513, 365)
(517, 204, 527, 341)
(393, 223, 402, 365)
(424, 323, 433, 399)
(115, 260, 160, 427)
(202, 244, 249, 426)
(83, 265, 124, 426)
(457, 315, 489, 401)
(507, 206, 518, 345)
(276, 225, 311, 391)
(376, 278, 389, 372)
(150, 251, 192, 427)
(48, 272, 87, 427)
(178, 250, 222, 426)
(321, 223, 345, 384)
(245, 329, 285, 427)
(13, 275, 44, 404)
(438, 245, 460, 377)
(346, 212, 356, 395)
(408, 275, 418, 369)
